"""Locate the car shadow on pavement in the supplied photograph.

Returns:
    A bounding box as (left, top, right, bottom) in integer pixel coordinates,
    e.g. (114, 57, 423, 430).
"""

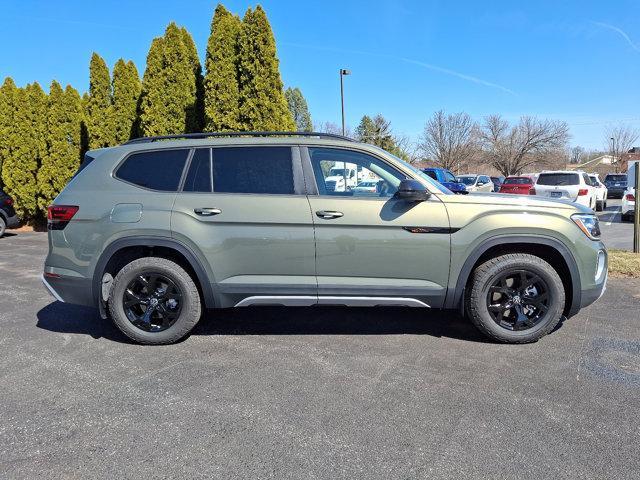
(36, 301, 493, 343)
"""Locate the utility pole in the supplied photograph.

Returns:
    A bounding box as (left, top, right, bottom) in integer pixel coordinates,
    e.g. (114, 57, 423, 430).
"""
(633, 161, 639, 253)
(339, 69, 351, 136)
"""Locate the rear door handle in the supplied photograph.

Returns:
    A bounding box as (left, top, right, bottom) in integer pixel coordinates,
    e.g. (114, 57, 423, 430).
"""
(316, 210, 344, 219)
(194, 207, 222, 216)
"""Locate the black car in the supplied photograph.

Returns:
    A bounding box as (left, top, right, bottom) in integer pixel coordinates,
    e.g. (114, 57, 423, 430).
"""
(490, 176, 505, 192)
(0, 189, 20, 237)
(603, 174, 627, 199)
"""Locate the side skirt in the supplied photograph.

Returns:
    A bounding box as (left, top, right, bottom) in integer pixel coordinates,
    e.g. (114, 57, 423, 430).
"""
(234, 296, 430, 308)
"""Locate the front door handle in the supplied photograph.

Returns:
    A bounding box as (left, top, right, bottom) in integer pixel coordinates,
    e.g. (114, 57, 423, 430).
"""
(316, 210, 344, 220)
(194, 207, 222, 216)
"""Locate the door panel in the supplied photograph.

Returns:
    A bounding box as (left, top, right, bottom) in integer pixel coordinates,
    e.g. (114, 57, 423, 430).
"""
(171, 146, 316, 307)
(307, 196, 450, 307)
(304, 146, 451, 308)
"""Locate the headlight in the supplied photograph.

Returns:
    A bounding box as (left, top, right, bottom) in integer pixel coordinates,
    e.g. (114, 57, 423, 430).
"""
(572, 213, 601, 240)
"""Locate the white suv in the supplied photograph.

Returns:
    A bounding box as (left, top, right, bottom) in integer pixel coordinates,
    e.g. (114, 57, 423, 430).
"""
(588, 174, 608, 211)
(534, 171, 597, 210)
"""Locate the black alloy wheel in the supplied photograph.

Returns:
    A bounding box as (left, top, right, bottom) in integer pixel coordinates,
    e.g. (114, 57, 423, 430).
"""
(486, 269, 550, 331)
(123, 272, 183, 332)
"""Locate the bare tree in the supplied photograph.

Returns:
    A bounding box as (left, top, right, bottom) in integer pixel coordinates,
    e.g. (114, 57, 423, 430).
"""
(315, 121, 353, 139)
(479, 115, 570, 176)
(569, 145, 586, 164)
(418, 110, 478, 173)
(604, 124, 639, 172)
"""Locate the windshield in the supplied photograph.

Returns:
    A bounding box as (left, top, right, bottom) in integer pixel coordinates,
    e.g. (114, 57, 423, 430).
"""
(504, 177, 532, 185)
(457, 176, 477, 186)
(536, 173, 579, 186)
(371, 147, 452, 194)
(605, 174, 627, 182)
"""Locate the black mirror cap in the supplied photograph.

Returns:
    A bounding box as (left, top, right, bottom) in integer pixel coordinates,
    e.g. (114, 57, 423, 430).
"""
(394, 179, 431, 202)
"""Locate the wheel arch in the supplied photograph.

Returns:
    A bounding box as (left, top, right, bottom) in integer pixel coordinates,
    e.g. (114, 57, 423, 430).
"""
(447, 235, 581, 317)
(93, 236, 216, 310)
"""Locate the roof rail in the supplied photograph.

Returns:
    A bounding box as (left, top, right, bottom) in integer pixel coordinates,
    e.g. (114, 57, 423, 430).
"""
(123, 131, 355, 145)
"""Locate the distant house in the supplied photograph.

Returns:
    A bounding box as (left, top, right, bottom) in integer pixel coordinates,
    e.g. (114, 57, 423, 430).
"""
(568, 148, 640, 174)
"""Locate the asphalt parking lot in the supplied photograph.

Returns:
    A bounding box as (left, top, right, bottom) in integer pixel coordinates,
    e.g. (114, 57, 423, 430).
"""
(1, 232, 639, 479)
(597, 198, 636, 251)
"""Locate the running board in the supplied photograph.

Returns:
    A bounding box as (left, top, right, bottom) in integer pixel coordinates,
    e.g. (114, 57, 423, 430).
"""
(234, 296, 430, 308)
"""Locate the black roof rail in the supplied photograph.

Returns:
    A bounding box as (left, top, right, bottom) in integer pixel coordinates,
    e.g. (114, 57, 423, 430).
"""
(123, 131, 356, 145)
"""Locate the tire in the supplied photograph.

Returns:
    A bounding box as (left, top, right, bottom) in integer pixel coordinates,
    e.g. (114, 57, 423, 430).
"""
(596, 200, 603, 212)
(466, 253, 565, 343)
(0, 216, 5, 237)
(108, 257, 202, 345)
(621, 213, 632, 223)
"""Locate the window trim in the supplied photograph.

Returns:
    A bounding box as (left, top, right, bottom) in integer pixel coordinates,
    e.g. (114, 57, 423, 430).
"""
(113, 147, 194, 193)
(300, 145, 408, 199)
(179, 147, 213, 193)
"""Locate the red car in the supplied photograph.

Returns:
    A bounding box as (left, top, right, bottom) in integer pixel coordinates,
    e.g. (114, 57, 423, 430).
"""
(499, 176, 535, 195)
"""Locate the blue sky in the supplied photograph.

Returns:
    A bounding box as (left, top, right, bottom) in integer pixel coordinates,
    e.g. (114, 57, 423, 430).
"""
(1, 0, 639, 149)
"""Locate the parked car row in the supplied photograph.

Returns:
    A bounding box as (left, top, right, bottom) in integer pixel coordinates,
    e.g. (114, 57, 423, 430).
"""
(420, 166, 635, 215)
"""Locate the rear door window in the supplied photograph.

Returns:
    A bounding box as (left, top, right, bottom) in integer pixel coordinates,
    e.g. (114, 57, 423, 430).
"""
(116, 149, 190, 191)
(582, 173, 592, 186)
(183, 148, 212, 193)
(536, 173, 579, 186)
(212, 146, 294, 194)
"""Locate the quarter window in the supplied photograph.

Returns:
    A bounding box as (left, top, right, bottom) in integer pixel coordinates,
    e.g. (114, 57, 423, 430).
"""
(116, 149, 190, 191)
(308, 147, 406, 197)
(212, 147, 294, 194)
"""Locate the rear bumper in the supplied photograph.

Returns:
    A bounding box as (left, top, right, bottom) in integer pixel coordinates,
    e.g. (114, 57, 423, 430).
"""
(41, 273, 94, 306)
(4, 213, 20, 228)
(606, 188, 625, 198)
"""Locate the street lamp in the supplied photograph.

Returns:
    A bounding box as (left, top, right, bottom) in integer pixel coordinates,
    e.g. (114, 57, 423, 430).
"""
(610, 136, 615, 171)
(339, 69, 351, 136)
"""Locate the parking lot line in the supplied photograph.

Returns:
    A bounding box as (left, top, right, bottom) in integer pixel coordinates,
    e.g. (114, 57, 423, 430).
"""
(605, 207, 620, 226)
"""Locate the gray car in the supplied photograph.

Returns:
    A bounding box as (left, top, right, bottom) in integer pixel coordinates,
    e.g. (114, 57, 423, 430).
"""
(43, 132, 607, 345)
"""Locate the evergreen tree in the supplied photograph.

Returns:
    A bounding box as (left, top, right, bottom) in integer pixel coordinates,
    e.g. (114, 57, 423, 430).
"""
(284, 87, 312, 131)
(112, 59, 141, 143)
(86, 53, 115, 149)
(204, 4, 242, 131)
(238, 6, 295, 131)
(0, 77, 18, 187)
(140, 23, 203, 136)
(180, 26, 205, 132)
(37, 82, 83, 214)
(356, 114, 409, 160)
(1, 83, 47, 219)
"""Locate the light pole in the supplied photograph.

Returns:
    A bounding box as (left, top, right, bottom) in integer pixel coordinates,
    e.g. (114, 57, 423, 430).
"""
(610, 136, 616, 172)
(339, 69, 351, 136)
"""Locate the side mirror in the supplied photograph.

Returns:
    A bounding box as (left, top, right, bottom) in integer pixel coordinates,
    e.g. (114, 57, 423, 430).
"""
(394, 179, 431, 202)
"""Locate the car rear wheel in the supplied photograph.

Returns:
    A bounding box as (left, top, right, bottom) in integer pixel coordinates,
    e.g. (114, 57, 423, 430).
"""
(466, 253, 565, 343)
(108, 257, 202, 345)
(596, 200, 603, 211)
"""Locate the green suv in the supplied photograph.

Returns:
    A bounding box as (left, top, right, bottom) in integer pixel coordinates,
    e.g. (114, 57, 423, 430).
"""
(42, 132, 607, 344)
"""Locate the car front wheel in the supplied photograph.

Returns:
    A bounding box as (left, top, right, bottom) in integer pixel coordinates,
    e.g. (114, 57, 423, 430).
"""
(0, 216, 5, 237)
(108, 257, 202, 345)
(466, 253, 565, 343)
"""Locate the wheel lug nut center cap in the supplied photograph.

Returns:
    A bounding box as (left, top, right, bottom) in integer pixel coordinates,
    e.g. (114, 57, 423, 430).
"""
(512, 295, 521, 305)
(150, 298, 159, 306)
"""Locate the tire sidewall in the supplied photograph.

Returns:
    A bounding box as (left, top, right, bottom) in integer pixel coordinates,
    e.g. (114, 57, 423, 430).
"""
(0, 216, 6, 237)
(469, 256, 565, 342)
(109, 258, 201, 344)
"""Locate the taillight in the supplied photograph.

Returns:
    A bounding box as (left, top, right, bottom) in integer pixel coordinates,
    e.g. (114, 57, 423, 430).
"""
(529, 187, 536, 195)
(627, 193, 636, 201)
(577, 189, 588, 196)
(47, 205, 78, 230)
(3, 197, 13, 206)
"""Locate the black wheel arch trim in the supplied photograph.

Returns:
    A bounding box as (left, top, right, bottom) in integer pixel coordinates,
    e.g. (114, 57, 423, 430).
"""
(446, 235, 581, 317)
(93, 236, 216, 309)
